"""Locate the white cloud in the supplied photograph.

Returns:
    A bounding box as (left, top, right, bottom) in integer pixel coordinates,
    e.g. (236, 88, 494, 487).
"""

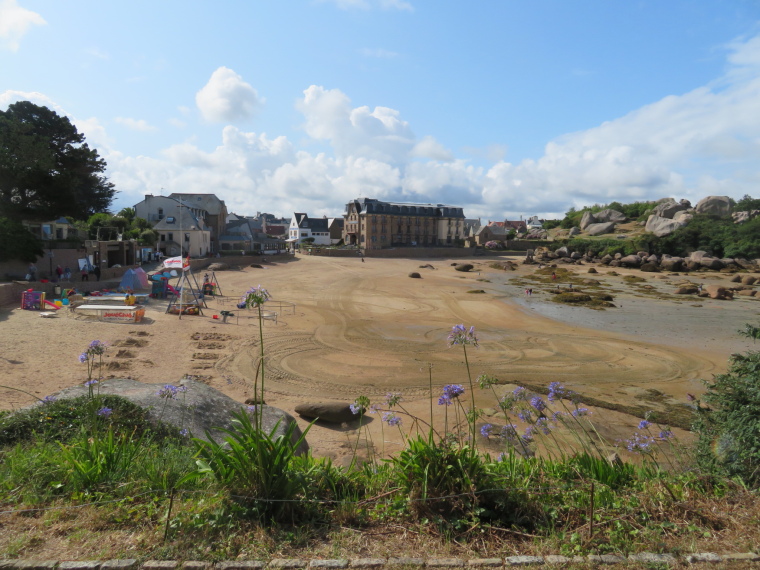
(0, 0, 45, 52)
(411, 136, 453, 161)
(12, 31, 760, 223)
(195, 66, 263, 123)
(298, 85, 415, 162)
(115, 117, 157, 132)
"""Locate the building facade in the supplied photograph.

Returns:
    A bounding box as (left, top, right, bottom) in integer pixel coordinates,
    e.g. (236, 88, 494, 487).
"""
(288, 213, 332, 246)
(342, 198, 466, 250)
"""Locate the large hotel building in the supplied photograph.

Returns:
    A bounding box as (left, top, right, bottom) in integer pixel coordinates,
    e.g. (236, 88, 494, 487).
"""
(343, 197, 466, 250)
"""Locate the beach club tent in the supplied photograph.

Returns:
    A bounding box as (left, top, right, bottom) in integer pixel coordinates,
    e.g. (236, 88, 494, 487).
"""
(119, 268, 150, 291)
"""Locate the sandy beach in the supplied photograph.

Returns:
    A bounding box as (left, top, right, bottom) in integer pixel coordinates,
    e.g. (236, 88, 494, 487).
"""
(2, 254, 758, 464)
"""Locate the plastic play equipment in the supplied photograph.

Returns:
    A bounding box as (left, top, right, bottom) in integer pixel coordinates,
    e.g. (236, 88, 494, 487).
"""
(42, 300, 61, 310)
(21, 290, 45, 310)
(166, 284, 179, 296)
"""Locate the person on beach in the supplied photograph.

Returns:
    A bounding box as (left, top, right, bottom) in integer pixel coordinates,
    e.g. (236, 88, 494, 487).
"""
(93, 264, 101, 281)
(55, 265, 63, 280)
(28, 263, 37, 281)
(81, 267, 89, 281)
(64, 266, 71, 281)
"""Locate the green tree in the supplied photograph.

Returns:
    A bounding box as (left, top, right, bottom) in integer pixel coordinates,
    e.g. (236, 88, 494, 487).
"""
(0, 101, 115, 221)
(0, 217, 44, 262)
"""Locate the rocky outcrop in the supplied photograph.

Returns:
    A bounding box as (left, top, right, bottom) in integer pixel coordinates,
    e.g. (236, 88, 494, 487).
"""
(207, 263, 230, 271)
(732, 210, 760, 224)
(408, 272, 421, 278)
(454, 264, 474, 272)
(568, 226, 580, 237)
(695, 196, 732, 216)
(653, 199, 691, 219)
(46, 378, 309, 454)
(703, 285, 732, 300)
(645, 215, 688, 237)
(619, 255, 641, 267)
(586, 222, 616, 236)
(580, 211, 597, 230)
(595, 209, 627, 223)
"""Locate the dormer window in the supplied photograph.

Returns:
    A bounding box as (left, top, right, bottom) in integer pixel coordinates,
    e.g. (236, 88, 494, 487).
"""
(166, 217, 176, 223)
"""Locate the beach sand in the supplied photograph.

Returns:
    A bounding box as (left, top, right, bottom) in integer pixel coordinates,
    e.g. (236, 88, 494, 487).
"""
(2, 254, 758, 464)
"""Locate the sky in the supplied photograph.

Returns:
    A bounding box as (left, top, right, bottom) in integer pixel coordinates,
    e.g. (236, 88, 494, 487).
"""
(2, 0, 760, 221)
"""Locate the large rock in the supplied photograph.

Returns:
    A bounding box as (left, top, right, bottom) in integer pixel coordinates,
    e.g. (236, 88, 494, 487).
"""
(732, 210, 760, 224)
(660, 257, 684, 272)
(700, 256, 725, 270)
(206, 263, 230, 271)
(695, 196, 732, 216)
(554, 246, 569, 258)
(672, 211, 694, 224)
(44, 378, 309, 454)
(595, 209, 627, 223)
(619, 255, 641, 267)
(653, 199, 691, 219)
(741, 275, 757, 286)
(295, 402, 360, 423)
(705, 285, 732, 300)
(568, 226, 581, 237)
(645, 214, 687, 237)
(586, 222, 616, 236)
(580, 211, 598, 230)
(454, 264, 474, 272)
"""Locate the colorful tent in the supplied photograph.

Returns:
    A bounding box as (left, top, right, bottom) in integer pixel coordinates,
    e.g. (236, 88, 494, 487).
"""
(119, 268, 150, 291)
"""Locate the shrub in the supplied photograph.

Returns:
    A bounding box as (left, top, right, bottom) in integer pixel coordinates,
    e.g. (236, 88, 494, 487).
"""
(694, 334, 760, 488)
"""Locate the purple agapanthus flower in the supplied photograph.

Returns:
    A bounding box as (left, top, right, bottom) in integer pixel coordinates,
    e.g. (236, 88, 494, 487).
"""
(626, 432, 655, 453)
(179, 428, 189, 437)
(547, 381, 575, 402)
(79, 353, 89, 363)
(382, 412, 401, 427)
(385, 392, 402, 407)
(438, 384, 464, 405)
(97, 407, 113, 417)
(512, 387, 527, 400)
(247, 405, 258, 412)
(517, 409, 533, 423)
(535, 417, 552, 435)
(243, 285, 270, 308)
(157, 384, 184, 399)
(84, 379, 98, 387)
(349, 403, 362, 415)
(447, 324, 479, 347)
(480, 423, 494, 438)
(659, 430, 674, 440)
(572, 407, 590, 417)
(42, 395, 57, 404)
(499, 424, 519, 441)
(638, 419, 651, 430)
(529, 396, 546, 412)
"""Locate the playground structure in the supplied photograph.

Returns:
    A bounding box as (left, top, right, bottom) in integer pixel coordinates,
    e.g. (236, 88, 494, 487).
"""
(165, 268, 206, 318)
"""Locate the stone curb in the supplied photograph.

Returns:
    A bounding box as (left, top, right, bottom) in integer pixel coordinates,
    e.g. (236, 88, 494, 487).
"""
(1, 554, 759, 569)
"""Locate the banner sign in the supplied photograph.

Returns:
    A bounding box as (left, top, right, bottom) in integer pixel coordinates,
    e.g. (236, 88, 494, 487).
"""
(163, 256, 190, 271)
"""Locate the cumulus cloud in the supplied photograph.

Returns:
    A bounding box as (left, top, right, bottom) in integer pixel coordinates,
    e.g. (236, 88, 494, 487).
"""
(195, 67, 263, 123)
(0, 0, 45, 52)
(14, 30, 760, 223)
(411, 136, 454, 162)
(115, 117, 157, 132)
(298, 85, 415, 162)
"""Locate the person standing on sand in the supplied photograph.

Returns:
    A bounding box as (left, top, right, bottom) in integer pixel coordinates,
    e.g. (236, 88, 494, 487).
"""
(55, 265, 63, 281)
(81, 266, 89, 281)
(28, 263, 37, 281)
(94, 264, 101, 281)
(64, 266, 71, 281)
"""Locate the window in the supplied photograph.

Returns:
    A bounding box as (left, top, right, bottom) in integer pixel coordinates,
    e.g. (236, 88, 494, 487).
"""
(185, 233, 190, 242)
(168, 233, 173, 241)
(161, 234, 166, 241)
(166, 216, 175, 223)
(158, 208, 164, 220)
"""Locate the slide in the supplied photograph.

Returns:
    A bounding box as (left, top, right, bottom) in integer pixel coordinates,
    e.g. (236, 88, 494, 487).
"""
(42, 300, 60, 310)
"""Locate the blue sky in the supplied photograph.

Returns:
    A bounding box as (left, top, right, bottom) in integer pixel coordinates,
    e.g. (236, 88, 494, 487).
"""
(2, 0, 760, 221)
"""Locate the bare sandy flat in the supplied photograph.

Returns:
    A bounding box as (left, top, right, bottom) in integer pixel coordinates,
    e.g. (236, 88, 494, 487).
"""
(2, 254, 758, 465)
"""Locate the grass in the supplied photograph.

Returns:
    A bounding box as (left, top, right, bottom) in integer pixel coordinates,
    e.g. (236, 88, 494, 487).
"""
(2, 326, 759, 563)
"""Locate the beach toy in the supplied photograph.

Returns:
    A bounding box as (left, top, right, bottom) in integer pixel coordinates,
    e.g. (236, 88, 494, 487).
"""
(61, 298, 70, 306)
(54, 300, 63, 308)
(213, 315, 219, 319)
